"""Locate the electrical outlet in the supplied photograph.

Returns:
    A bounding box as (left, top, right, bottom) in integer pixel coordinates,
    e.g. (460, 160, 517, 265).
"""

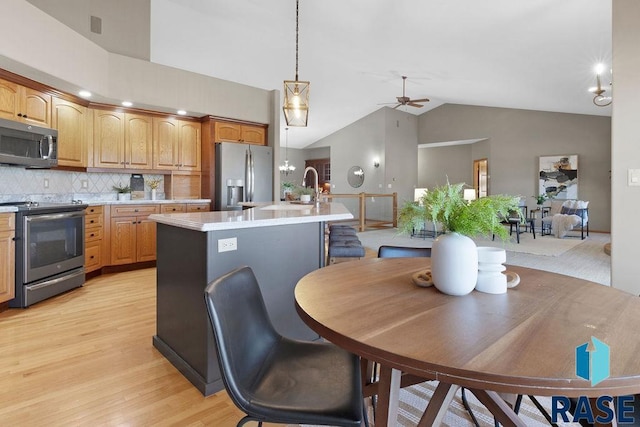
(81, 179, 88, 189)
(218, 237, 238, 253)
(43, 178, 49, 188)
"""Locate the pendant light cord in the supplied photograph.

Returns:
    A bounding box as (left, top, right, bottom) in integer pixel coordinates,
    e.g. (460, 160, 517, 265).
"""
(295, 0, 299, 81)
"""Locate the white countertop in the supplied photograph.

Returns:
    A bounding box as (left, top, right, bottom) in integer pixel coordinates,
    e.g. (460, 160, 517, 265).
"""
(87, 199, 211, 206)
(0, 206, 18, 213)
(149, 201, 353, 232)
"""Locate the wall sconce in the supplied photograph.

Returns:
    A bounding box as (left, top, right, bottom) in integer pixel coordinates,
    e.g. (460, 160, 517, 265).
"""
(463, 189, 477, 202)
(589, 63, 612, 107)
(373, 158, 380, 168)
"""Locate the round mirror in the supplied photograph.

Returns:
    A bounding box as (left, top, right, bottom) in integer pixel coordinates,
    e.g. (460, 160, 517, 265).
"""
(347, 166, 365, 188)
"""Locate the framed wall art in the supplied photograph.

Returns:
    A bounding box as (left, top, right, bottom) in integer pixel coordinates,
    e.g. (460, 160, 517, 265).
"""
(539, 154, 578, 200)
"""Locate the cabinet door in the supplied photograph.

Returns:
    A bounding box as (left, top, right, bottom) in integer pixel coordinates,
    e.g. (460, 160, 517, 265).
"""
(21, 87, 51, 127)
(153, 117, 179, 170)
(0, 229, 16, 303)
(94, 110, 125, 168)
(214, 122, 242, 142)
(136, 218, 157, 262)
(125, 113, 153, 169)
(110, 216, 137, 265)
(0, 78, 19, 121)
(241, 125, 266, 145)
(178, 120, 201, 171)
(53, 98, 88, 167)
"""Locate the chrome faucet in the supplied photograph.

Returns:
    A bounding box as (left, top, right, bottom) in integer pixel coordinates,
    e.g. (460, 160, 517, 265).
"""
(303, 166, 320, 205)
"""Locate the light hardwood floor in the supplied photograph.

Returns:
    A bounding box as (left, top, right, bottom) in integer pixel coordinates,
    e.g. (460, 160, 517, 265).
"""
(0, 269, 280, 427)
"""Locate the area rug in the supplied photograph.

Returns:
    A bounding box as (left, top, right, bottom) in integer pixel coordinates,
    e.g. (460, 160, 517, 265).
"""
(357, 228, 586, 257)
(299, 380, 574, 426)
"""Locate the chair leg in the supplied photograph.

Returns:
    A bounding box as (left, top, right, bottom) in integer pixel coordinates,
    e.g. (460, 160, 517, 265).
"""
(237, 415, 262, 427)
(461, 388, 481, 427)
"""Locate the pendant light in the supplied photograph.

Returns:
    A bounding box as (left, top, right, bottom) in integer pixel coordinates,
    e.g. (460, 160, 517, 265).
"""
(283, 0, 310, 127)
(279, 128, 296, 175)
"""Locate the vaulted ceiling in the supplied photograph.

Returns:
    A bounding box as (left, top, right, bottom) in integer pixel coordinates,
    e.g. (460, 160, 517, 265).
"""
(28, 0, 612, 148)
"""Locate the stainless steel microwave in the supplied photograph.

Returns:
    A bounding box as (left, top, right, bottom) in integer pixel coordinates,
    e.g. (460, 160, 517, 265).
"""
(0, 117, 58, 168)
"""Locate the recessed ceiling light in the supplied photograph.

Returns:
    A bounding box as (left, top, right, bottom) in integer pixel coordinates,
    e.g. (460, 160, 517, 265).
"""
(78, 90, 92, 98)
(177, 110, 187, 115)
(121, 101, 133, 107)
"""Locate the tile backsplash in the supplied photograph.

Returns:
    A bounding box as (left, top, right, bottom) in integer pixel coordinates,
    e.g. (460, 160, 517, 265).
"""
(0, 165, 165, 203)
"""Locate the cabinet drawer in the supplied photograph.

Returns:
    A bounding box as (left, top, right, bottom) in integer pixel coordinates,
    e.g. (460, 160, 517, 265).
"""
(85, 212, 103, 228)
(85, 227, 103, 242)
(0, 213, 15, 230)
(111, 205, 159, 217)
(85, 205, 103, 215)
(161, 204, 186, 213)
(187, 203, 210, 212)
(85, 242, 102, 272)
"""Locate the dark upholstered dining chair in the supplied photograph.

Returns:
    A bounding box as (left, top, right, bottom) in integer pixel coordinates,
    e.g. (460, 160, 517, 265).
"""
(377, 245, 431, 258)
(204, 266, 364, 427)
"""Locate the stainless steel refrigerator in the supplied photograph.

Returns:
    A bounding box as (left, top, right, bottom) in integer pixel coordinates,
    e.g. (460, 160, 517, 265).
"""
(214, 142, 273, 210)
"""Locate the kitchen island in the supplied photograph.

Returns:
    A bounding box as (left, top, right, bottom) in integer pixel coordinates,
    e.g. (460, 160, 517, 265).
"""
(149, 201, 353, 396)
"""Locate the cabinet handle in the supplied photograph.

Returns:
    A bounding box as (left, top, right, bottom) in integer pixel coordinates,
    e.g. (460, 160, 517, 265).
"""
(138, 221, 142, 224)
(90, 220, 95, 223)
(17, 113, 23, 117)
(134, 209, 139, 212)
(23, 115, 28, 119)
(90, 255, 95, 259)
(121, 161, 125, 165)
(90, 233, 95, 237)
(132, 221, 136, 224)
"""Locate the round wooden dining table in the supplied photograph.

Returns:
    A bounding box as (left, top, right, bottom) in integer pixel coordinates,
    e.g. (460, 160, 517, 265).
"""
(294, 257, 640, 427)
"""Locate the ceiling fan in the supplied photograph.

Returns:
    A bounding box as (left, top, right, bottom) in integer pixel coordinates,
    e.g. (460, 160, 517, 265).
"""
(383, 76, 430, 109)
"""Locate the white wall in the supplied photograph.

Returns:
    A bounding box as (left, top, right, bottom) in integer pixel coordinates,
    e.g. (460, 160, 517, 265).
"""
(611, 0, 640, 295)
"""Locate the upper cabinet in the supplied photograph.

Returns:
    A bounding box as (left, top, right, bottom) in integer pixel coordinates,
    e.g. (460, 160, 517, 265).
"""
(93, 110, 152, 170)
(153, 117, 201, 171)
(0, 77, 51, 127)
(52, 98, 90, 168)
(214, 121, 266, 145)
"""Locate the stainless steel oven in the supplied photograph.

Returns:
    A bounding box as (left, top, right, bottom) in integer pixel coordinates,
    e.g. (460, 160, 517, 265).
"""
(6, 201, 87, 308)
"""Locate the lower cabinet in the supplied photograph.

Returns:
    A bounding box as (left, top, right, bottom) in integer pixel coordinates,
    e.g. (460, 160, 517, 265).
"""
(85, 205, 104, 273)
(0, 213, 16, 304)
(110, 205, 159, 265)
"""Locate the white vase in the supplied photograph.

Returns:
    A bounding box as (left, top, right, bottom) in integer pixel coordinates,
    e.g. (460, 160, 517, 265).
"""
(430, 232, 478, 296)
(476, 247, 520, 294)
(151, 189, 157, 200)
(117, 193, 131, 201)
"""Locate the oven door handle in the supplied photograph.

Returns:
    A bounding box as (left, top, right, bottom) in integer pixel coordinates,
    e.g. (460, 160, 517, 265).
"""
(24, 211, 85, 224)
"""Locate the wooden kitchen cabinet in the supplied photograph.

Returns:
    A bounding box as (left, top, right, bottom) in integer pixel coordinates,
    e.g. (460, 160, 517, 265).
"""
(186, 203, 210, 212)
(153, 117, 201, 171)
(109, 205, 159, 265)
(213, 121, 266, 145)
(0, 213, 16, 305)
(93, 110, 152, 170)
(84, 205, 104, 273)
(160, 203, 187, 214)
(52, 97, 90, 168)
(0, 77, 51, 127)
(160, 202, 209, 214)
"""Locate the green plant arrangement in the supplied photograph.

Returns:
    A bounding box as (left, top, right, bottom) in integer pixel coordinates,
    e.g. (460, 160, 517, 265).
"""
(112, 183, 132, 193)
(533, 193, 548, 205)
(293, 185, 315, 197)
(398, 182, 522, 241)
(281, 181, 296, 192)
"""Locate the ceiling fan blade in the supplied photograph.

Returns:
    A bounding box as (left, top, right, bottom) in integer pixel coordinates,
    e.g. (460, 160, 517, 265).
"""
(392, 104, 402, 110)
(407, 102, 424, 108)
(409, 98, 430, 103)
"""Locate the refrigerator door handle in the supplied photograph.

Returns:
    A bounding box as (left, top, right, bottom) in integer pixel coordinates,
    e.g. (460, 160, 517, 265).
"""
(244, 148, 251, 202)
(249, 148, 255, 201)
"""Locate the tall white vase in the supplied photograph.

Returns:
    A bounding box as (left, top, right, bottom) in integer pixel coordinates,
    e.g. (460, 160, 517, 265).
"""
(431, 232, 478, 296)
